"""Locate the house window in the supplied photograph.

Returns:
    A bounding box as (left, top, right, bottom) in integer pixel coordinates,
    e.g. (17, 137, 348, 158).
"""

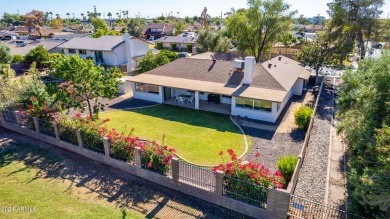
(135, 83, 159, 94)
(69, 49, 76, 54)
(79, 50, 87, 55)
(222, 95, 232, 99)
(277, 103, 281, 112)
(186, 90, 195, 94)
(236, 97, 272, 112)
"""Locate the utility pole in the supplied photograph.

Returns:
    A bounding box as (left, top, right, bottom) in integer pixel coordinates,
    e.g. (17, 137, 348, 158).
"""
(17, 10, 19, 15)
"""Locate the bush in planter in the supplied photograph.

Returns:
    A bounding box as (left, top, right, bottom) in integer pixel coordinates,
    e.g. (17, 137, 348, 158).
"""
(156, 42, 162, 50)
(139, 138, 176, 175)
(294, 105, 313, 130)
(277, 154, 298, 184)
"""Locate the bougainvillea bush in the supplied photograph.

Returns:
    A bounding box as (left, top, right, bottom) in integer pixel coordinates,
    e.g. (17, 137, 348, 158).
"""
(138, 135, 176, 175)
(212, 150, 284, 207)
(213, 149, 284, 188)
(20, 95, 56, 130)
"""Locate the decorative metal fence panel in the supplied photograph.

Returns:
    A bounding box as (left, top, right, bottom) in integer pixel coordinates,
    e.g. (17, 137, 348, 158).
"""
(38, 119, 56, 137)
(288, 195, 365, 219)
(2, 110, 17, 124)
(178, 160, 215, 191)
(110, 141, 134, 164)
(20, 114, 35, 130)
(223, 175, 268, 209)
(59, 126, 79, 146)
(81, 131, 104, 154)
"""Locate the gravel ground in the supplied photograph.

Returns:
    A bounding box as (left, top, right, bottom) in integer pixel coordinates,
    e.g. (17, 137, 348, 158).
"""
(294, 77, 335, 203)
(0, 127, 251, 219)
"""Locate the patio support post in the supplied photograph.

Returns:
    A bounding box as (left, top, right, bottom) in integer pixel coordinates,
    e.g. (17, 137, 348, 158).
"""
(53, 123, 60, 140)
(103, 137, 110, 158)
(14, 111, 22, 127)
(171, 157, 179, 183)
(135, 147, 142, 167)
(0, 111, 4, 126)
(76, 129, 83, 148)
(195, 91, 199, 109)
(215, 170, 224, 197)
(33, 117, 40, 133)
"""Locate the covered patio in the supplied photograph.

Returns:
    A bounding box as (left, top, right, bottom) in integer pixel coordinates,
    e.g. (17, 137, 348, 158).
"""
(164, 98, 231, 115)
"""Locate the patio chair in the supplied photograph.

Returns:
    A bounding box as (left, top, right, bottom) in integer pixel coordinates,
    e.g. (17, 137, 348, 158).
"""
(188, 97, 194, 104)
(175, 96, 180, 102)
(178, 97, 185, 104)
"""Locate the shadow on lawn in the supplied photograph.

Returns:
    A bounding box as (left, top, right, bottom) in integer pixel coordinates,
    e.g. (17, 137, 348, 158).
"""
(126, 104, 242, 134)
(0, 141, 248, 219)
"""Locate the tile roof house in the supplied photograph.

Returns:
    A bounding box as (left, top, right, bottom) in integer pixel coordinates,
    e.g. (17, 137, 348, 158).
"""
(128, 54, 310, 122)
(143, 23, 174, 40)
(58, 34, 151, 72)
(5, 40, 65, 56)
(154, 36, 198, 51)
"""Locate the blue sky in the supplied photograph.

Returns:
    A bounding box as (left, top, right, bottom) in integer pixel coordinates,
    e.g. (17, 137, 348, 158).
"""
(1, 0, 389, 19)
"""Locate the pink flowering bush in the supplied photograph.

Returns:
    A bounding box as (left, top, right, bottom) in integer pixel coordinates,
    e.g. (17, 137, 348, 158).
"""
(212, 149, 284, 188)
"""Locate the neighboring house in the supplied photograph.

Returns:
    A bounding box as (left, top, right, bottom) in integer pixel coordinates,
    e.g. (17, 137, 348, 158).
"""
(188, 52, 238, 61)
(58, 34, 151, 72)
(128, 55, 310, 123)
(49, 32, 89, 41)
(307, 16, 326, 25)
(143, 23, 174, 40)
(8, 26, 28, 35)
(303, 25, 324, 33)
(5, 40, 65, 56)
(154, 36, 198, 51)
(29, 28, 62, 39)
(0, 30, 19, 40)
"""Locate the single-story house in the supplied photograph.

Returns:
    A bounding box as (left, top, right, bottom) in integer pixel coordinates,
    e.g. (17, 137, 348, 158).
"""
(143, 23, 174, 40)
(0, 30, 19, 40)
(154, 36, 198, 51)
(128, 55, 310, 123)
(58, 34, 151, 71)
(48, 32, 89, 41)
(5, 40, 65, 56)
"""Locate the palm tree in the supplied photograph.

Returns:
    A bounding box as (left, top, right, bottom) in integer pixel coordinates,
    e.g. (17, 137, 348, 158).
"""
(97, 13, 101, 18)
(116, 12, 120, 19)
(126, 10, 129, 19)
(56, 14, 60, 19)
(66, 12, 70, 19)
(44, 12, 49, 22)
(49, 12, 53, 20)
(81, 13, 84, 19)
(122, 11, 126, 19)
(177, 12, 180, 18)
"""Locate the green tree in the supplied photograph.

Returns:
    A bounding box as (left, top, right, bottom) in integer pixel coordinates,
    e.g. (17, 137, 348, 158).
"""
(127, 18, 145, 38)
(196, 29, 231, 53)
(337, 53, 390, 218)
(225, 0, 296, 62)
(174, 21, 186, 35)
(281, 32, 297, 53)
(21, 10, 45, 36)
(0, 45, 13, 64)
(326, 0, 385, 60)
(52, 55, 123, 117)
(294, 35, 335, 84)
(90, 18, 120, 38)
(138, 50, 178, 73)
(25, 45, 49, 66)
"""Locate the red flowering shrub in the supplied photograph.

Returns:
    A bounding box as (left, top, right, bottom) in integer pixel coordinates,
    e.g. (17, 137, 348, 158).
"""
(212, 149, 284, 189)
(24, 95, 55, 121)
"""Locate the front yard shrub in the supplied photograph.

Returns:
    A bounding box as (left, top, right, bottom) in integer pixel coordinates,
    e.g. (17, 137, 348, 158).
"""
(294, 105, 313, 130)
(156, 42, 162, 50)
(12, 54, 24, 64)
(277, 154, 298, 185)
(171, 43, 177, 51)
(187, 44, 192, 52)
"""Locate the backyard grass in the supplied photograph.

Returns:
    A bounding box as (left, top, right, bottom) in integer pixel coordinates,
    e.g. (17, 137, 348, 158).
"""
(0, 144, 145, 219)
(100, 105, 247, 166)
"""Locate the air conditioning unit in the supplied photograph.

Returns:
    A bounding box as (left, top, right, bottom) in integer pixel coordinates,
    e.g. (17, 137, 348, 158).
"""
(233, 60, 245, 69)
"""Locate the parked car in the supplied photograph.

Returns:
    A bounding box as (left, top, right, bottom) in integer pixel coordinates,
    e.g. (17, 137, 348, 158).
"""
(1, 36, 12, 40)
(149, 36, 155, 41)
(15, 40, 26, 47)
(372, 43, 383, 49)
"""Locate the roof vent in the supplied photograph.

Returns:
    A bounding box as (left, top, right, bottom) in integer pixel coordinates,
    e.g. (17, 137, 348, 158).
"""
(268, 63, 272, 68)
(233, 59, 245, 69)
(278, 56, 282, 61)
(213, 59, 217, 64)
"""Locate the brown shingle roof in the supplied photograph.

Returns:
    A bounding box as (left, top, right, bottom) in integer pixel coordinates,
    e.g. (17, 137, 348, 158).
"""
(189, 52, 238, 61)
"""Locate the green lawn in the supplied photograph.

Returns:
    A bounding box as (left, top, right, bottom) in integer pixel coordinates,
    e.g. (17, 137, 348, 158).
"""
(100, 105, 246, 166)
(0, 145, 144, 219)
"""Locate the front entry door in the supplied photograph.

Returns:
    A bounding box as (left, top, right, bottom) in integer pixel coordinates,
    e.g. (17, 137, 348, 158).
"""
(164, 87, 171, 101)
